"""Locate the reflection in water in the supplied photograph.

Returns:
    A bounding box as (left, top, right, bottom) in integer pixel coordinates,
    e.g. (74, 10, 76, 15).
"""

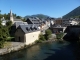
(0, 41, 76, 60)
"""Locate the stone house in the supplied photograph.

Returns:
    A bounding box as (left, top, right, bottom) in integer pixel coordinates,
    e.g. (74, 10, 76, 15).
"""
(15, 24, 41, 45)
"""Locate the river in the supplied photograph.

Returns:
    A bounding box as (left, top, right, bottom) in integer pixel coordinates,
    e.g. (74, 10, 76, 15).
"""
(0, 41, 77, 60)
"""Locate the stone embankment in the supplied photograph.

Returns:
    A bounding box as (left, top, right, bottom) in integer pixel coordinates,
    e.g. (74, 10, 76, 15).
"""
(0, 42, 26, 55)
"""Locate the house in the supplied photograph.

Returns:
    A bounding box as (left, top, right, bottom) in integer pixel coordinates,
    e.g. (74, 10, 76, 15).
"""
(26, 17, 42, 24)
(50, 27, 66, 33)
(26, 17, 48, 30)
(1, 17, 9, 26)
(15, 24, 41, 45)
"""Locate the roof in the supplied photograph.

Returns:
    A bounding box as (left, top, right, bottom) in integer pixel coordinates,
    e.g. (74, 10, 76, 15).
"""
(19, 24, 40, 33)
(13, 21, 28, 28)
(26, 18, 42, 24)
(14, 19, 22, 21)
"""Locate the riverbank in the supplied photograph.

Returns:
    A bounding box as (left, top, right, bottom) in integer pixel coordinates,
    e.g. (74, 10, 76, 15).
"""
(0, 42, 26, 56)
(0, 39, 64, 56)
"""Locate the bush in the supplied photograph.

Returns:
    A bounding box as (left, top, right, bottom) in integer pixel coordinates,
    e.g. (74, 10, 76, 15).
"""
(0, 40, 5, 48)
(45, 29, 52, 40)
(35, 40, 42, 43)
(39, 34, 45, 41)
(56, 32, 64, 40)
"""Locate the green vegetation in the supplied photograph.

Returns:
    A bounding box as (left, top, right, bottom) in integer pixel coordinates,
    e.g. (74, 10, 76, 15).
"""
(63, 6, 80, 19)
(35, 29, 52, 43)
(35, 34, 45, 43)
(56, 32, 64, 40)
(56, 32, 64, 43)
(0, 19, 12, 48)
(45, 29, 52, 40)
(0, 10, 23, 21)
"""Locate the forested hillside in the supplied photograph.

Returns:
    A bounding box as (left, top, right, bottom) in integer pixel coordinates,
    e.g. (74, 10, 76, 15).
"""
(63, 6, 80, 19)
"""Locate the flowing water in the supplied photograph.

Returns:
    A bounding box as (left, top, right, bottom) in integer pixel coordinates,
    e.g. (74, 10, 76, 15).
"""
(0, 41, 77, 60)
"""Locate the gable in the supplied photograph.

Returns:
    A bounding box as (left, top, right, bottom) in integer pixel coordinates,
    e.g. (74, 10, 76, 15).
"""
(15, 28, 25, 36)
(26, 19, 33, 24)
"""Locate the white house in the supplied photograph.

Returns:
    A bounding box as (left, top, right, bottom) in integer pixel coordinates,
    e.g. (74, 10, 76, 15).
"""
(15, 24, 41, 45)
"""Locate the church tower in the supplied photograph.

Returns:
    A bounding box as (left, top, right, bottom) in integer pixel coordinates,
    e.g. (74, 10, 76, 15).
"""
(10, 9, 14, 24)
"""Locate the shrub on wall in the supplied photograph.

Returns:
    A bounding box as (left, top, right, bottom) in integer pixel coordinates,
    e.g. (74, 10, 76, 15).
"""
(45, 29, 52, 40)
(39, 34, 45, 41)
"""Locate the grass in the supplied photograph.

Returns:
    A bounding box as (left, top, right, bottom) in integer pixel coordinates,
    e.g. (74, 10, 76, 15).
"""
(3, 42, 11, 48)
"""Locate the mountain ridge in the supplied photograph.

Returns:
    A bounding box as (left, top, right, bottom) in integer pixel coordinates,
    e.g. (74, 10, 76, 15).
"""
(63, 6, 80, 19)
(24, 14, 51, 19)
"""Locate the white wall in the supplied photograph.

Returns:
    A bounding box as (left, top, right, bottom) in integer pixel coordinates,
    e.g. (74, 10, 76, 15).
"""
(70, 20, 79, 25)
(24, 31, 41, 45)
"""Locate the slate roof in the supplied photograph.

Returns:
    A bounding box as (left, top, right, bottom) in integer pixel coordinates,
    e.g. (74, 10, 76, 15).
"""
(13, 21, 28, 28)
(19, 24, 40, 33)
(14, 19, 22, 21)
(26, 18, 42, 24)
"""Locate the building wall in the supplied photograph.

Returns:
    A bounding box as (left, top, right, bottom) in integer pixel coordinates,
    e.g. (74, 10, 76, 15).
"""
(55, 20, 63, 25)
(15, 28, 25, 42)
(24, 31, 41, 45)
(52, 27, 66, 33)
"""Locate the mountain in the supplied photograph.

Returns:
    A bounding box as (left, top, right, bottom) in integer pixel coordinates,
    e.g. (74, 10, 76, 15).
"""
(63, 6, 80, 19)
(24, 14, 50, 19)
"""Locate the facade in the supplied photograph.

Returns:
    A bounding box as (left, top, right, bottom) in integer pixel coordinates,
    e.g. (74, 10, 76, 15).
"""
(15, 24, 41, 45)
(55, 19, 63, 25)
(51, 27, 66, 33)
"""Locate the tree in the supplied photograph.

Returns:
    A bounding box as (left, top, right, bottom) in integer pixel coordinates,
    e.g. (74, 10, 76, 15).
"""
(45, 29, 52, 40)
(6, 21, 12, 27)
(6, 21, 12, 37)
(16, 16, 21, 19)
(0, 20, 6, 48)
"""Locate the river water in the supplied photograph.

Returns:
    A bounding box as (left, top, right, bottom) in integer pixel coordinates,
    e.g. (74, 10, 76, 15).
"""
(0, 41, 77, 60)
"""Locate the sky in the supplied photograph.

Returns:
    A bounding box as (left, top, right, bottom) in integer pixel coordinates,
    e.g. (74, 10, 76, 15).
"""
(0, 0, 80, 18)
